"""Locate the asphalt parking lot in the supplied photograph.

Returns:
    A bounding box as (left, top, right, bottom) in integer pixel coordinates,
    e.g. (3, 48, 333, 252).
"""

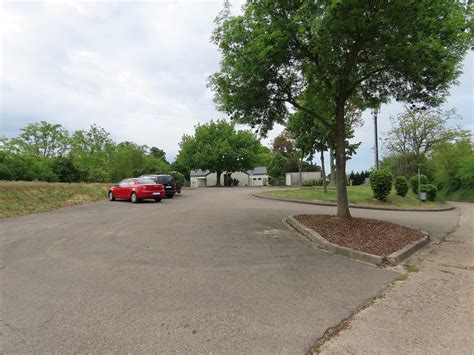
(0, 188, 459, 353)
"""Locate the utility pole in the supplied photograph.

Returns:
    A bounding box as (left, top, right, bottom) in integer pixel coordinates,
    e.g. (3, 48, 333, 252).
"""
(373, 108, 379, 169)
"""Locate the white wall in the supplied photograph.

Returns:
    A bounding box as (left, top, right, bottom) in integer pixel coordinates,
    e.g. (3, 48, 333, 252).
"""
(231, 171, 250, 187)
(285, 171, 322, 186)
(191, 171, 268, 187)
(249, 175, 268, 187)
(190, 177, 207, 188)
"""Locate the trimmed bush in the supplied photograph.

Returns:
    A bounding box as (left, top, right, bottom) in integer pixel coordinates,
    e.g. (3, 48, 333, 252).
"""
(394, 176, 409, 197)
(409, 174, 428, 194)
(420, 184, 437, 201)
(269, 177, 285, 186)
(370, 170, 393, 201)
(302, 179, 324, 187)
(302, 180, 313, 187)
(312, 179, 323, 186)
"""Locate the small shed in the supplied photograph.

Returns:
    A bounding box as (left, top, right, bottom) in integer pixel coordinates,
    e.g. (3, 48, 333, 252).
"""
(190, 169, 211, 188)
(190, 167, 268, 187)
(247, 167, 268, 187)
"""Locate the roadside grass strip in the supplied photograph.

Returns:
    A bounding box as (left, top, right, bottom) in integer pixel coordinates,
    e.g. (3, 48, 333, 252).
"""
(263, 185, 448, 209)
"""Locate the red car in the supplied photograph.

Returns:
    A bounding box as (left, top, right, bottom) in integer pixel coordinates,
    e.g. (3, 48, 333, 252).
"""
(108, 178, 165, 203)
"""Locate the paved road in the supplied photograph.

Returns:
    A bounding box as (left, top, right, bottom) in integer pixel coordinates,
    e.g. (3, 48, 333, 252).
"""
(0, 188, 459, 353)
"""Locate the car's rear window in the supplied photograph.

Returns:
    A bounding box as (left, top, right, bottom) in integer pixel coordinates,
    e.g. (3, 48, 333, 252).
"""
(135, 178, 155, 184)
(156, 176, 174, 184)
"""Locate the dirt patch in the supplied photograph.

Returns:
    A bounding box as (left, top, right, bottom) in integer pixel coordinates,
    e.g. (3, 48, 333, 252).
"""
(294, 214, 424, 256)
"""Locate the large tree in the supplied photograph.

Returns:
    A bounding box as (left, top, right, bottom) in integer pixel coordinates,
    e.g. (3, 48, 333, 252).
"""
(149, 147, 168, 163)
(287, 102, 362, 192)
(10, 121, 70, 157)
(174, 120, 262, 185)
(209, 0, 472, 217)
(271, 131, 320, 174)
(288, 113, 332, 192)
(384, 107, 470, 158)
(69, 124, 115, 182)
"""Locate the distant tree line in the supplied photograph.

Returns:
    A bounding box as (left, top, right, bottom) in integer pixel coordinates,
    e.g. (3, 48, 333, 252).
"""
(0, 121, 170, 183)
(349, 171, 371, 186)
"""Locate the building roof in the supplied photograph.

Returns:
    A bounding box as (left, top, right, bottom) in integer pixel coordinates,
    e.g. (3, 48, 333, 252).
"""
(190, 169, 210, 177)
(247, 166, 268, 175)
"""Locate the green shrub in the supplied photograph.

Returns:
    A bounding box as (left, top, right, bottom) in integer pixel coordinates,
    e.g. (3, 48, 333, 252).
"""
(409, 174, 428, 194)
(458, 154, 474, 189)
(314, 179, 323, 186)
(270, 177, 285, 186)
(302, 179, 323, 187)
(51, 157, 84, 182)
(420, 184, 437, 201)
(370, 170, 393, 201)
(171, 171, 186, 193)
(394, 176, 409, 197)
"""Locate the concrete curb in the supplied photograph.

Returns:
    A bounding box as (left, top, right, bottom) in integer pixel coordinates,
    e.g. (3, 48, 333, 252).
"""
(253, 193, 455, 212)
(285, 215, 430, 266)
(385, 230, 430, 266)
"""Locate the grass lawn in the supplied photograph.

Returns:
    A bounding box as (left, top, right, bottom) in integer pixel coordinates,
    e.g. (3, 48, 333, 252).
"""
(0, 181, 109, 219)
(263, 184, 447, 208)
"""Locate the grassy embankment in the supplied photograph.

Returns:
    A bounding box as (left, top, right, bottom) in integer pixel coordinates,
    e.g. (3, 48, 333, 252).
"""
(438, 188, 474, 203)
(0, 181, 109, 219)
(263, 184, 448, 208)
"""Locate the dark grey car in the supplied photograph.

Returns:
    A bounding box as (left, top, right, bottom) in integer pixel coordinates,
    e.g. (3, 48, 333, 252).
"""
(140, 174, 176, 198)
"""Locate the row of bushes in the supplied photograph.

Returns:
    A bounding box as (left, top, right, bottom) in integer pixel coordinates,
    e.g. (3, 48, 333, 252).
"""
(370, 170, 437, 202)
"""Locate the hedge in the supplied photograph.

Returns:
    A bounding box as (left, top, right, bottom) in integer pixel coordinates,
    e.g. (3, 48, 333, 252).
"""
(370, 170, 393, 201)
(394, 176, 409, 197)
(420, 184, 437, 201)
(409, 174, 428, 194)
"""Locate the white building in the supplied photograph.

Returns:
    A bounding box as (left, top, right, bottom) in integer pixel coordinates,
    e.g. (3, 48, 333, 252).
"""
(285, 171, 322, 186)
(190, 167, 269, 188)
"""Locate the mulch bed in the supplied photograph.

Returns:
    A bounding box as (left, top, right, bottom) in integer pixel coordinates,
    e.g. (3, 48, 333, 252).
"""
(294, 214, 424, 257)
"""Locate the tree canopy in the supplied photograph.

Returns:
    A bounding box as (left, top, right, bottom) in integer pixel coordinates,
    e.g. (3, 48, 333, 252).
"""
(210, 0, 473, 217)
(384, 107, 471, 158)
(173, 119, 262, 185)
(1, 121, 170, 183)
(9, 121, 70, 158)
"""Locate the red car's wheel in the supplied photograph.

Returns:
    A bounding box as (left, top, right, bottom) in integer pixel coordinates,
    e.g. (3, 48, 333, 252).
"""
(108, 191, 115, 201)
(130, 192, 140, 203)
(154, 197, 162, 203)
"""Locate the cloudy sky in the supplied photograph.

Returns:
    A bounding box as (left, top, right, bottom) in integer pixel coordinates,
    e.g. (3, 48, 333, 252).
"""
(1, 0, 473, 171)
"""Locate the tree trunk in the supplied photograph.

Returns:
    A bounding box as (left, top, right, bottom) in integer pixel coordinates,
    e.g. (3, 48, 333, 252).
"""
(335, 104, 351, 218)
(320, 150, 327, 194)
(298, 158, 303, 186)
(329, 147, 336, 186)
(216, 171, 222, 186)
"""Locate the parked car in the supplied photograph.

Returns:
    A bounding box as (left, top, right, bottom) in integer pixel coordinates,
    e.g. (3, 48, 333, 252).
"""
(108, 178, 165, 203)
(140, 174, 176, 198)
